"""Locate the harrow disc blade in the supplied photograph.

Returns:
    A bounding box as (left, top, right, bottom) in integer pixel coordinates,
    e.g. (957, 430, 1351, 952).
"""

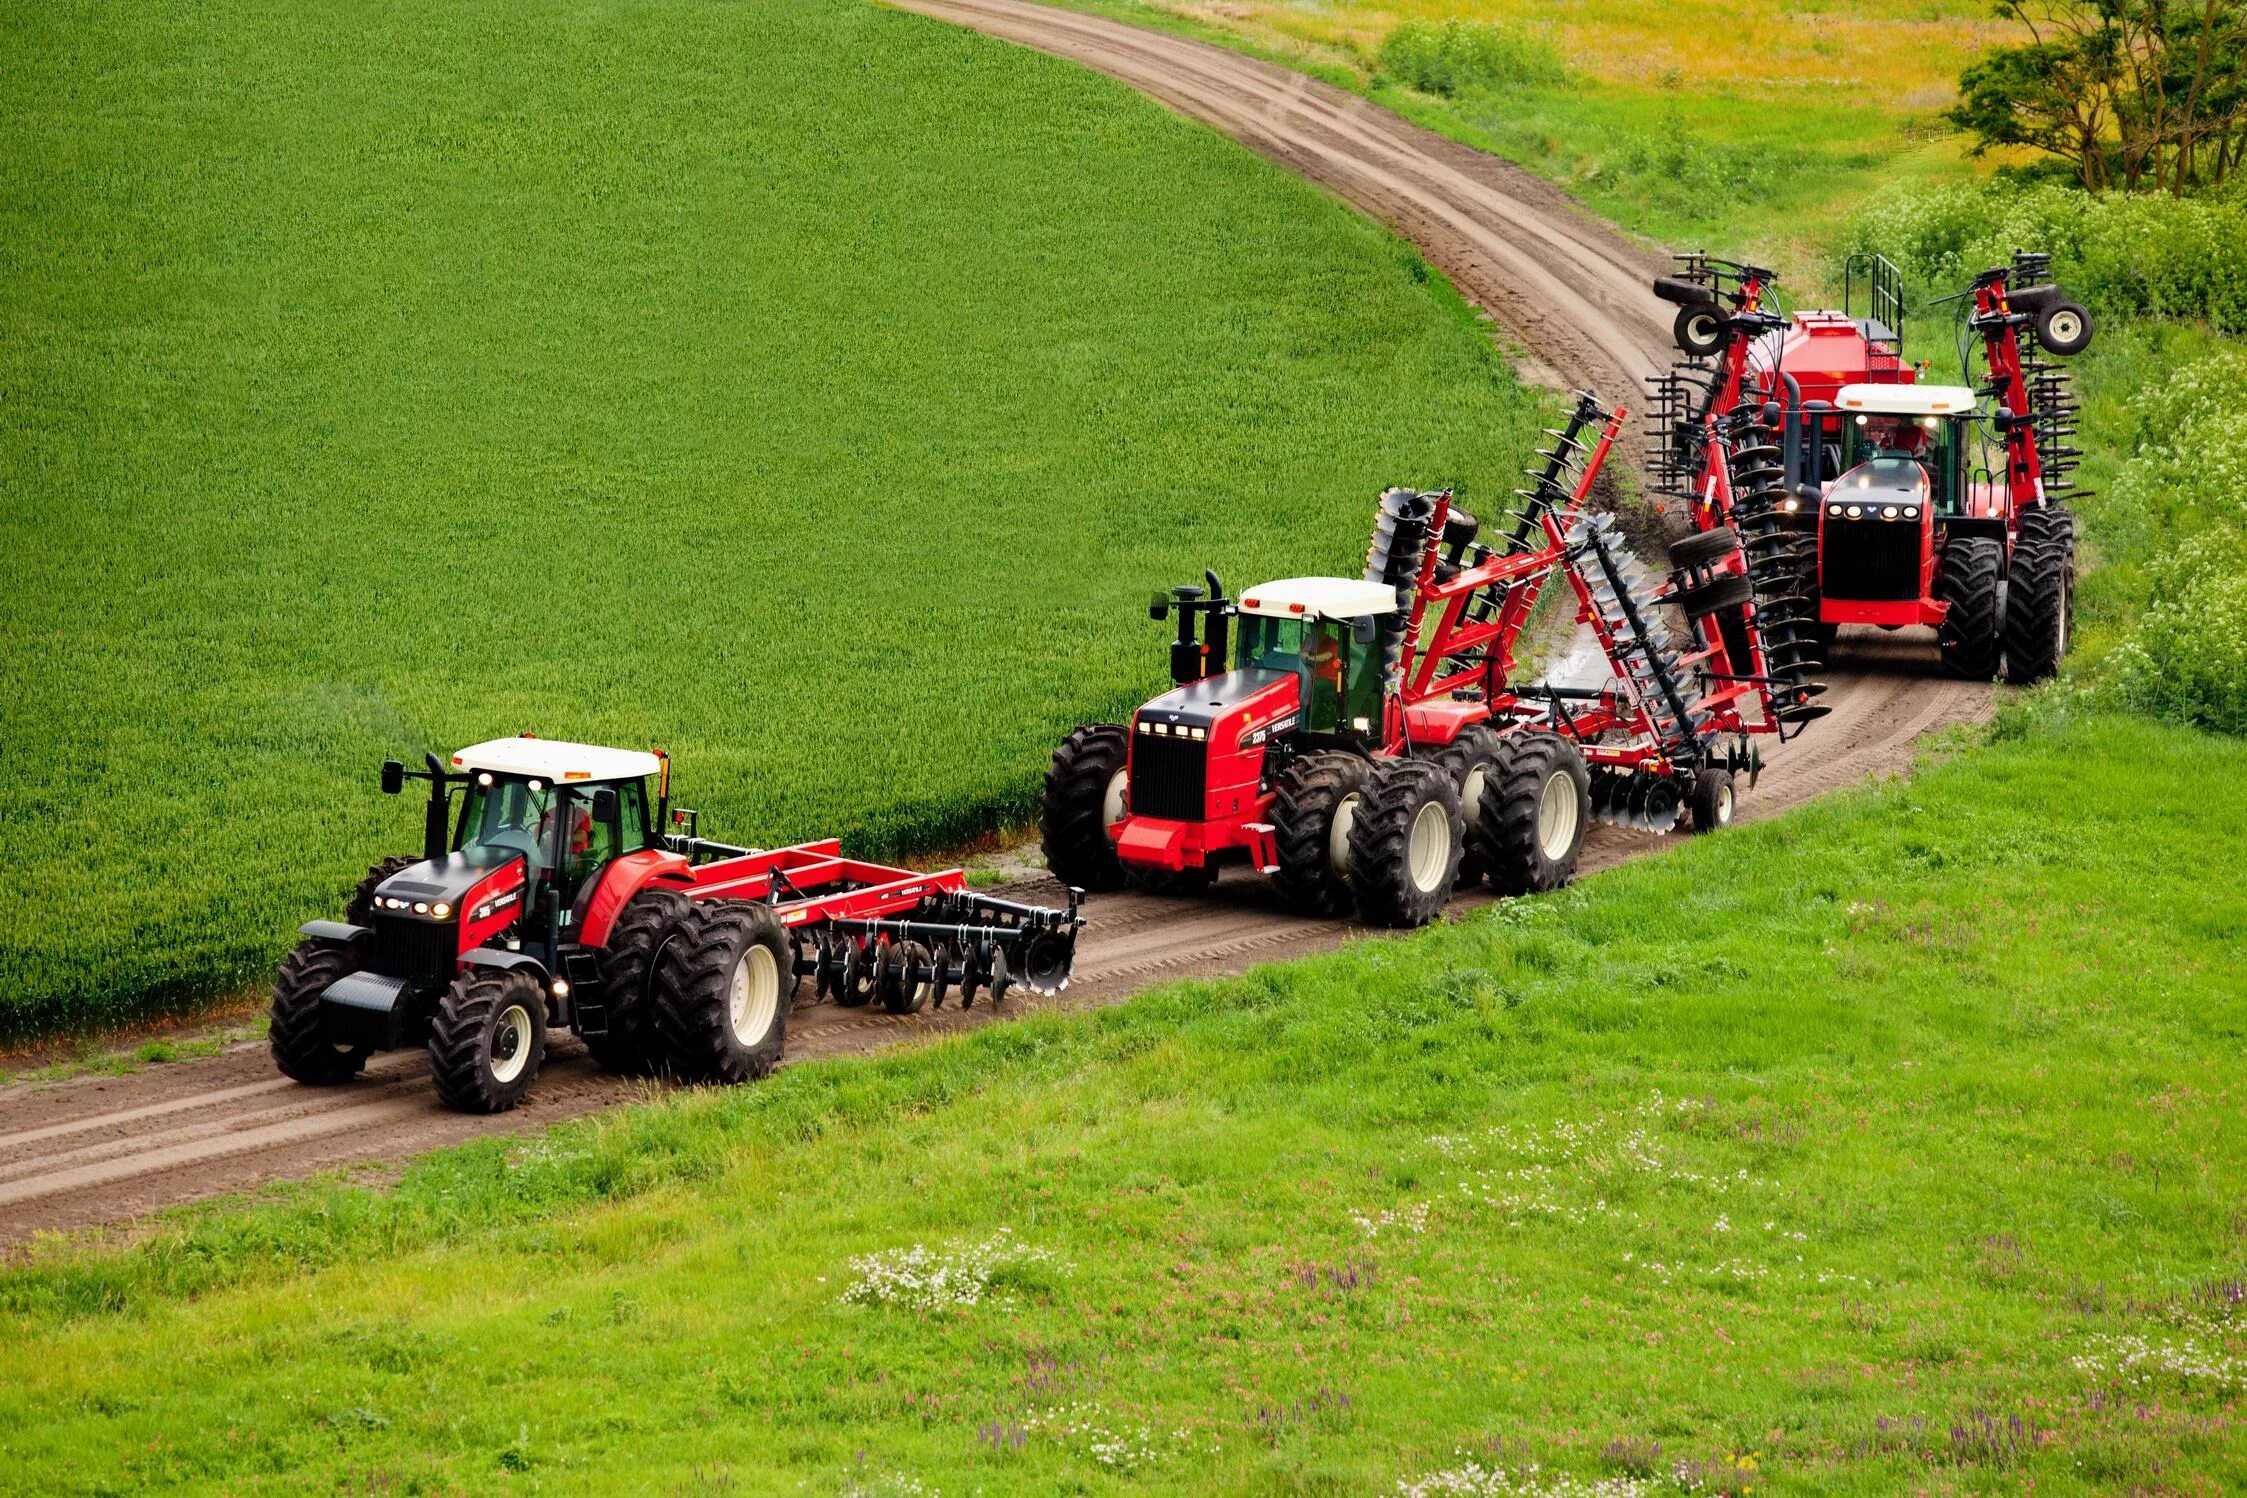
(1641, 778, 1683, 834)
(838, 939, 867, 1007)
(928, 942, 956, 1009)
(813, 932, 836, 1000)
(990, 944, 1013, 1004)
(1018, 929, 1077, 995)
(1776, 702, 1833, 725)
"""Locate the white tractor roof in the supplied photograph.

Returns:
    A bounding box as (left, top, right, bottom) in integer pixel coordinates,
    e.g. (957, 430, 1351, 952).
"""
(1238, 577, 1397, 621)
(1835, 383, 1978, 417)
(449, 737, 662, 783)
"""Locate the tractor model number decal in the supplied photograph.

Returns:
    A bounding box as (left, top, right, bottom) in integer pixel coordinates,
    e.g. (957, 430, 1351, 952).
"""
(472, 888, 521, 924)
(1240, 713, 1299, 749)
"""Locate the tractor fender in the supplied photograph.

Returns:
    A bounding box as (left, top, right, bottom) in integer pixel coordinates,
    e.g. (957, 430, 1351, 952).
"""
(575, 848, 694, 948)
(300, 919, 372, 944)
(461, 948, 552, 985)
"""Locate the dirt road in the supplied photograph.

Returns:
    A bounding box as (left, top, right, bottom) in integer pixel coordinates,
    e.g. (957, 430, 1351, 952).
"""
(0, 5, 1992, 1248)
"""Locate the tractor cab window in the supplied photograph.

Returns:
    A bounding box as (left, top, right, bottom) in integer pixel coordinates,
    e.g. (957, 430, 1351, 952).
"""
(1237, 614, 1385, 735)
(1845, 413, 1964, 513)
(456, 777, 556, 874)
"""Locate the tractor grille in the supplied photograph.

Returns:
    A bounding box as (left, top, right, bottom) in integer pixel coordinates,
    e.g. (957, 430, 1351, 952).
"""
(1822, 518, 1923, 602)
(370, 914, 458, 988)
(1128, 732, 1208, 822)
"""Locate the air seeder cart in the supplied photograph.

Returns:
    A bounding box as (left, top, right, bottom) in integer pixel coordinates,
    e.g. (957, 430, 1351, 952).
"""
(1042, 393, 1827, 928)
(273, 737, 1082, 1112)
(1647, 251, 2092, 683)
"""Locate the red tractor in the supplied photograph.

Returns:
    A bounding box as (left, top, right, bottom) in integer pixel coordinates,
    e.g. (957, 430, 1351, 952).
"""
(273, 737, 1081, 1112)
(1041, 394, 1828, 926)
(1648, 251, 2092, 683)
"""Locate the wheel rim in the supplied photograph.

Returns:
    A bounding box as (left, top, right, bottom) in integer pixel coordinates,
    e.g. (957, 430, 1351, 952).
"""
(729, 944, 781, 1046)
(2047, 310, 2081, 344)
(1407, 800, 1451, 893)
(1102, 767, 1128, 828)
(1537, 771, 1581, 860)
(489, 1004, 533, 1084)
(1460, 764, 1487, 832)
(1690, 313, 1719, 345)
(1715, 780, 1736, 827)
(1327, 790, 1361, 882)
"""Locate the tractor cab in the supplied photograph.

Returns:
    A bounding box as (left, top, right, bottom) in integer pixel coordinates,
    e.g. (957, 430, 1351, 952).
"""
(1831, 383, 1977, 516)
(1233, 577, 1393, 737)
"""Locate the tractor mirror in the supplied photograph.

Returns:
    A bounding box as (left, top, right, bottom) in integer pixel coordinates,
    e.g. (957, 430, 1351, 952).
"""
(591, 786, 619, 824)
(1352, 616, 1378, 644)
(1149, 591, 1170, 621)
(380, 759, 405, 795)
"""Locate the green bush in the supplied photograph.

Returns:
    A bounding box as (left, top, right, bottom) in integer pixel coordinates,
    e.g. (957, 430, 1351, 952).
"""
(2104, 535, 2247, 734)
(1377, 18, 1566, 97)
(1840, 180, 2247, 332)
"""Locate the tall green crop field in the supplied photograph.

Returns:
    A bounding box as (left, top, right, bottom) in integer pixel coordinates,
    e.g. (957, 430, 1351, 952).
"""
(0, 0, 1543, 1038)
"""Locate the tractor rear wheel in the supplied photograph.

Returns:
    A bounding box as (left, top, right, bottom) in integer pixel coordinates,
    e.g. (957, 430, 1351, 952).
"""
(1041, 725, 1131, 892)
(1937, 535, 2004, 679)
(2003, 533, 2073, 685)
(269, 936, 372, 1085)
(428, 968, 546, 1113)
(1349, 759, 1463, 929)
(1479, 732, 1590, 896)
(653, 902, 791, 1084)
(347, 855, 419, 923)
(1268, 752, 1370, 917)
(589, 888, 697, 1075)
(1688, 768, 1737, 834)
(1437, 725, 1503, 888)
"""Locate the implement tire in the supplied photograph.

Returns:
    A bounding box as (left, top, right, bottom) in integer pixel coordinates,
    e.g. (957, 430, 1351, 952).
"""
(1437, 725, 1503, 888)
(1668, 526, 1740, 572)
(1348, 759, 1464, 929)
(589, 888, 697, 1075)
(428, 968, 546, 1114)
(1478, 732, 1589, 896)
(654, 902, 790, 1085)
(1937, 535, 2004, 680)
(347, 855, 419, 923)
(2003, 533, 2074, 685)
(1041, 725, 1131, 892)
(1269, 752, 1369, 918)
(1688, 768, 1737, 834)
(270, 936, 372, 1085)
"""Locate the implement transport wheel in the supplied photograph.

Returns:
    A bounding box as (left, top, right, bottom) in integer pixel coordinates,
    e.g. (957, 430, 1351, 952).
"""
(2003, 531, 2074, 685)
(1668, 526, 1740, 571)
(1042, 725, 1131, 892)
(1269, 752, 1370, 918)
(2035, 299, 2094, 356)
(588, 888, 697, 1075)
(654, 902, 791, 1084)
(1349, 759, 1464, 929)
(1688, 768, 1737, 834)
(428, 968, 546, 1114)
(1479, 732, 1590, 896)
(270, 936, 372, 1085)
(1437, 724, 1503, 888)
(346, 855, 418, 923)
(1673, 573, 1756, 618)
(1674, 303, 1726, 358)
(1936, 535, 2005, 680)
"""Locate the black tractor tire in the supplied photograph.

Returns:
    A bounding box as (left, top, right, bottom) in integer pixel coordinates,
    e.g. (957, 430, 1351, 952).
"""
(588, 888, 698, 1075)
(2003, 534, 2074, 685)
(1041, 725, 1131, 892)
(1672, 573, 1756, 617)
(1347, 759, 1464, 929)
(2016, 503, 2075, 552)
(347, 855, 420, 923)
(1668, 526, 1740, 572)
(269, 936, 373, 1085)
(1478, 732, 1590, 896)
(2034, 298, 2094, 356)
(653, 902, 791, 1084)
(1437, 724, 1504, 888)
(1268, 752, 1370, 917)
(427, 967, 546, 1114)
(1688, 768, 1738, 834)
(1936, 535, 2005, 680)
(1674, 302, 1727, 358)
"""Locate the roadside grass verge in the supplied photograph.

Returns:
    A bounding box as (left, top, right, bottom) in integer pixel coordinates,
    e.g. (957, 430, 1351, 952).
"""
(0, 0, 1546, 1039)
(5, 713, 2243, 1492)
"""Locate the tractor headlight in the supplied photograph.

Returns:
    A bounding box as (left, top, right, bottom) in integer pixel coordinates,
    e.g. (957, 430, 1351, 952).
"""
(1845, 505, 1863, 518)
(1780, 498, 1798, 513)
(1903, 506, 1920, 520)
(1189, 726, 1206, 741)
(1881, 505, 1900, 520)
(1828, 505, 1843, 518)
(412, 901, 429, 914)
(432, 902, 451, 919)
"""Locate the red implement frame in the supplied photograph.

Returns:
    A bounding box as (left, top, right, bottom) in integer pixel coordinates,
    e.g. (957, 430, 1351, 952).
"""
(659, 840, 969, 930)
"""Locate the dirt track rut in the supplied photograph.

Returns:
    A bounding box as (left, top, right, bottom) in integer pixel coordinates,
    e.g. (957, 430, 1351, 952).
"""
(0, 5, 1992, 1249)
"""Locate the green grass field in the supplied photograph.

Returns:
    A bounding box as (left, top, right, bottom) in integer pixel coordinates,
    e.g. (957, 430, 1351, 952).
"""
(0, 0, 1548, 1040)
(6, 713, 2243, 1493)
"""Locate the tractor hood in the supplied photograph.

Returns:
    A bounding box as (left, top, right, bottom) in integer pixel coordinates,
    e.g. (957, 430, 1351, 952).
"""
(1136, 667, 1298, 733)
(372, 846, 528, 910)
(1825, 456, 1931, 517)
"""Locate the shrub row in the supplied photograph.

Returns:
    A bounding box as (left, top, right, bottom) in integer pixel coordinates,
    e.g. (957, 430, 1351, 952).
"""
(1376, 18, 1566, 98)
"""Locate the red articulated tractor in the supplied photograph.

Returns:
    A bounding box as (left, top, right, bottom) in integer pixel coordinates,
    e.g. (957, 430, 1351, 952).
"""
(273, 737, 1081, 1112)
(1647, 250, 2093, 683)
(1041, 393, 1828, 927)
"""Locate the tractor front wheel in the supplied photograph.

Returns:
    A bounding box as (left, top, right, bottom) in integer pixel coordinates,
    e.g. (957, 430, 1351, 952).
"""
(589, 888, 697, 1075)
(1269, 753, 1370, 917)
(428, 968, 546, 1113)
(1479, 733, 1590, 895)
(1349, 760, 1464, 929)
(654, 903, 791, 1084)
(1041, 725, 1131, 892)
(1937, 535, 2004, 680)
(270, 936, 372, 1086)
